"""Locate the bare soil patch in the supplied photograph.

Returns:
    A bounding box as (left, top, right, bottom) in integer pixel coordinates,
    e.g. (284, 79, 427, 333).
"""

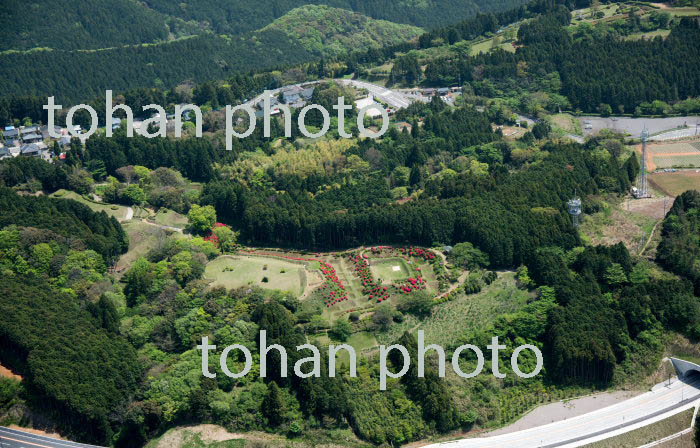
(0, 363, 22, 381)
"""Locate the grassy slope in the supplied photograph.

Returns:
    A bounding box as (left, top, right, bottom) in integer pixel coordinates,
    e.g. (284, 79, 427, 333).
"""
(258, 6, 423, 58)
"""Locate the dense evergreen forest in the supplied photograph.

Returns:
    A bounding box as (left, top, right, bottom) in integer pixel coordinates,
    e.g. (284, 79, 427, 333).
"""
(657, 190, 700, 295)
(0, 188, 136, 443)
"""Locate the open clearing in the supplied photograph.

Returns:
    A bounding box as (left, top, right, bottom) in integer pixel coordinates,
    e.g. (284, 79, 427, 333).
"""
(638, 140, 700, 171)
(50, 189, 130, 220)
(649, 170, 700, 196)
(313, 331, 378, 365)
(370, 257, 412, 283)
(204, 255, 307, 296)
(154, 208, 188, 229)
(116, 221, 170, 277)
(580, 198, 660, 253)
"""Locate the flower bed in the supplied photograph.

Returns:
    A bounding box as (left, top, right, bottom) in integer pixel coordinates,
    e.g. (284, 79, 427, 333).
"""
(347, 252, 390, 302)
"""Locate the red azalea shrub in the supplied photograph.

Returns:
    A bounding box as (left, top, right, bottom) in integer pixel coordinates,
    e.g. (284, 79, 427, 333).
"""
(347, 252, 390, 303)
(240, 250, 348, 306)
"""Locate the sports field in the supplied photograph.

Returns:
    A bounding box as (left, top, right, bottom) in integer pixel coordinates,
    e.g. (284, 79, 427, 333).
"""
(204, 255, 307, 295)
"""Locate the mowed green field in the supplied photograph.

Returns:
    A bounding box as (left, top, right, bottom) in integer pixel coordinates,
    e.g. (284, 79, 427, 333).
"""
(370, 257, 412, 283)
(649, 171, 700, 196)
(51, 189, 130, 219)
(154, 208, 188, 229)
(204, 256, 307, 295)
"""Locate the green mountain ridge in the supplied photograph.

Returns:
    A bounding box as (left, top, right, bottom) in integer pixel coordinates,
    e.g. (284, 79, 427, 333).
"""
(1, 0, 527, 52)
(259, 5, 423, 57)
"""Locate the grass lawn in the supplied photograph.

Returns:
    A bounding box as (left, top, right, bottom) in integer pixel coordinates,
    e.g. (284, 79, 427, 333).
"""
(649, 171, 700, 196)
(370, 257, 412, 283)
(154, 208, 188, 229)
(581, 408, 694, 447)
(116, 221, 171, 278)
(204, 255, 307, 295)
(470, 37, 516, 56)
(50, 189, 129, 220)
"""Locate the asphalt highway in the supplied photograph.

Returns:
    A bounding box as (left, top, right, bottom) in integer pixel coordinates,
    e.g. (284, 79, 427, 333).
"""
(0, 427, 103, 448)
(424, 376, 700, 448)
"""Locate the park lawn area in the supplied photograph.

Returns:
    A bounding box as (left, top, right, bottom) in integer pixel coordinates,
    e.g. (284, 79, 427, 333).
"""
(116, 221, 172, 278)
(376, 272, 532, 347)
(50, 189, 129, 220)
(154, 208, 188, 229)
(370, 257, 413, 283)
(649, 171, 700, 196)
(204, 255, 307, 296)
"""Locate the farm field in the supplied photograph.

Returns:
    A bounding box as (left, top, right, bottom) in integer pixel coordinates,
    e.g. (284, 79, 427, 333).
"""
(649, 170, 700, 196)
(653, 154, 700, 169)
(204, 255, 307, 296)
(639, 140, 700, 170)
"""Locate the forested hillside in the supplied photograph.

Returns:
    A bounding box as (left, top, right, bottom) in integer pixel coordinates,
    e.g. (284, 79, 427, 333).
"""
(0, 0, 527, 102)
(259, 5, 423, 58)
(142, 0, 527, 34)
(0, 0, 170, 51)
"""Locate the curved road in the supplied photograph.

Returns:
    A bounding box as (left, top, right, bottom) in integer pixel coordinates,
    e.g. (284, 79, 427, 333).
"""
(425, 377, 700, 448)
(0, 427, 103, 448)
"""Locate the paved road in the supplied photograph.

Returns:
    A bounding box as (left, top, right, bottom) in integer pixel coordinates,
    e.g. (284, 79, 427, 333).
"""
(0, 427, 103, 448)
(424, 376, 700, 448)
(244, 79, 414, 111)
(336, 79, 412, 109)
